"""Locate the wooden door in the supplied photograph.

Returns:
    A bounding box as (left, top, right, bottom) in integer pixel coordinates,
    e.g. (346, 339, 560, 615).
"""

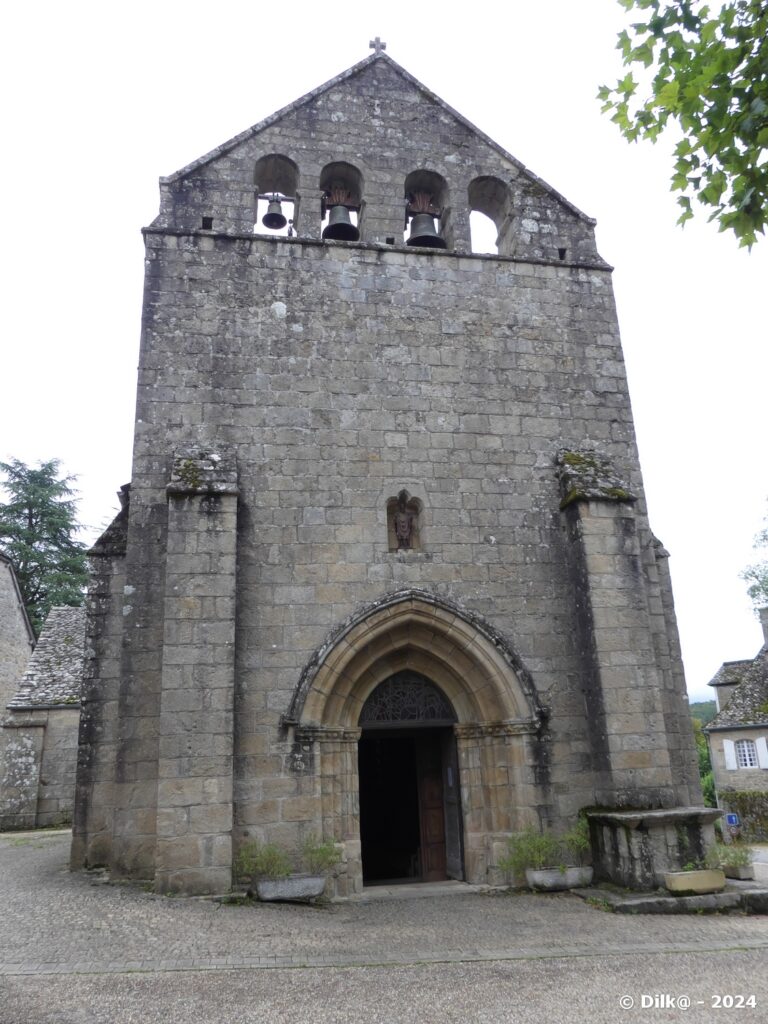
(441, 730, 464, 880)
(416, 733, 447, 881)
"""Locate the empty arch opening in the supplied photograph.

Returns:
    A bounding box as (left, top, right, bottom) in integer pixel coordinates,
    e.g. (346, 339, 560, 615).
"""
(469, 210, 498, 254)
(468, 175, 512, 255)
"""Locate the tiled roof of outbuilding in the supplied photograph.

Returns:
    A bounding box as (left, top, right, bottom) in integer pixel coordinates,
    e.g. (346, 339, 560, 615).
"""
(708, 659, 754, 688)
(7, 606, 85, 708)
(706, 649, 768, 729)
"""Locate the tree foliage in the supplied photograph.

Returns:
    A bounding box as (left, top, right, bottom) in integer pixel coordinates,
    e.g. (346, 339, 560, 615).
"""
(0, 458, 88, 635)
(692, 717, 716, 806)
(599, 1, 768, 247)
(741, 511, 768, 607)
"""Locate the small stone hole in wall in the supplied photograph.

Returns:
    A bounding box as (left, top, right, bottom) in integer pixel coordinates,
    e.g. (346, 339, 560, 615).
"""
(386, 236, 396, 245)
(202, 216, 214, 230)
(558, 247, 567, 260)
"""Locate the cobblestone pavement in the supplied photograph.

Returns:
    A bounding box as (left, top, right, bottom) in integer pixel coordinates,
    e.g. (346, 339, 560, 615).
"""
(2, 831, 768, 1023)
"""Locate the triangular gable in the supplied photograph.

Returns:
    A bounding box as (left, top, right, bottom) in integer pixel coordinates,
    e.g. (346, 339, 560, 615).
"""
(160, 51, 595, 227)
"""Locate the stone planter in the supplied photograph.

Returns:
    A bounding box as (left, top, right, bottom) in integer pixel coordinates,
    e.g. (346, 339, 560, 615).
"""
(525, 866, 594, 891)
(255, 874, 327, 902)
(722, 864, 754, 880)
(663, 869, 725, 895)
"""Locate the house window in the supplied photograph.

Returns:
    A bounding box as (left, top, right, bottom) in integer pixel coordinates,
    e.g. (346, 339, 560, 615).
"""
(735, 738, 758, 768)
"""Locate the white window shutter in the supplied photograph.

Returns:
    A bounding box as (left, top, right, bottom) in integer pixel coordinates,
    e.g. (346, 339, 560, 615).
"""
(723, 739, 737, 770)
(756, 736, 768, 770)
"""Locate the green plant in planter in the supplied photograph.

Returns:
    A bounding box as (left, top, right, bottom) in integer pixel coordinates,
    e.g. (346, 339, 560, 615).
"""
(705, 842, 753, 869)
(561, 817, 591, 866)
(499, 826, 565, 876)
(302, 834, 341, 875)
(501, 818, 593, 882)
(235, 841, 291, 882)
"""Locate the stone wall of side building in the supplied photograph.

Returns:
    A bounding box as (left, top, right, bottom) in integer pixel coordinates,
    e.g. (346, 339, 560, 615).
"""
(0, 555, 35, 715)
(1, 606, 85, 830)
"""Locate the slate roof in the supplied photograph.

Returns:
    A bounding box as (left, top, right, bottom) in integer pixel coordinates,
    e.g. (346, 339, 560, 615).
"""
(706, 648, 768, 730)
(708, 659, 754, 688)
(7, 606, 86, 709)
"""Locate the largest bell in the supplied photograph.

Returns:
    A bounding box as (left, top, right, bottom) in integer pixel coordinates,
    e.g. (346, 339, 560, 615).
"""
(407, 213, 447, 249)
(323, 205, 360, 241)
(262, 199, 287, 230)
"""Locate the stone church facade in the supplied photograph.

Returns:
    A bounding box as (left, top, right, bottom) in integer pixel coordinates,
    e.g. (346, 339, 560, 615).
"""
(72, 50, 705, 896)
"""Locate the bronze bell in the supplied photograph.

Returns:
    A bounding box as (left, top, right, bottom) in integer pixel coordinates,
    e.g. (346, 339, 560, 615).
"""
(262, 197, 287, 230)
(407, 213, 447, 249)
(322, 205, 360, 241)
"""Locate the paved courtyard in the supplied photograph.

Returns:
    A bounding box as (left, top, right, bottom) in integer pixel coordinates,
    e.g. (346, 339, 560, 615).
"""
(1, 830, 768, 1023)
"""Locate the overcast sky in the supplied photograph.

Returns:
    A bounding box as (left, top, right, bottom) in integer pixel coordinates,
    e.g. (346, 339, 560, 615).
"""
(2, 0, 766, 701)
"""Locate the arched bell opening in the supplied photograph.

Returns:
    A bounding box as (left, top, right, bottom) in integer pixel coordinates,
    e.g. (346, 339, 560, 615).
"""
(404, 169, 449, 249)
(320, 162, 363, 241)
(357, 672, 463, 885)
(254, 154, 299, 236)
(468, 175, 514, 255)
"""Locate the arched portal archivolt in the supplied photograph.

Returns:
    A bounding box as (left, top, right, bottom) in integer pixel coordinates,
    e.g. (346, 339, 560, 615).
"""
(284, 591, 546, 895)
(286, 590, 542, 733)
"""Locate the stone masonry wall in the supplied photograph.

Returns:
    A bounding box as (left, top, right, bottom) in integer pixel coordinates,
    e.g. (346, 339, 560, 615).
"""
(77, 53, 700, 890)
(129, 229, 687, 846)
(156, 57, 602, 266)
(0, 707, 79, 829)
(0, 559, 34, 715)
(71, 551, 126, 868)
(35, 708, 80, 826)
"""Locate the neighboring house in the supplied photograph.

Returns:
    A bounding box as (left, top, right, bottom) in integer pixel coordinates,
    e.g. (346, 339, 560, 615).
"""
(705, 608, 768, 840)
(0, 606, 85, 830)
(0, 552, 36, 715)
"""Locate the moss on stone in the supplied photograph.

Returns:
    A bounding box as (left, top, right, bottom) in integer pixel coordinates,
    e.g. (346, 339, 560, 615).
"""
(178, 459, 203, 490)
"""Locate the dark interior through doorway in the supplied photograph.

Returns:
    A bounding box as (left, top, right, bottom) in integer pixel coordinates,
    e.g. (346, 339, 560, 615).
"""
(358, 727, 463, 885)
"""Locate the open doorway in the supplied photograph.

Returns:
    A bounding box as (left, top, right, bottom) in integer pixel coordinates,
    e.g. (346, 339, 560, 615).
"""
(358, 726, 463, 885)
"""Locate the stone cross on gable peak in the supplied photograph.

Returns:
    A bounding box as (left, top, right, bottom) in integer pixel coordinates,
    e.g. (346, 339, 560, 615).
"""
(369, 36, 386, 54)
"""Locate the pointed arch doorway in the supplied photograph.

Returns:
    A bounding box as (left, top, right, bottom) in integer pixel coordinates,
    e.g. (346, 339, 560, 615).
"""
(357, 672, 463, 885)
(288, 591, 545, 896)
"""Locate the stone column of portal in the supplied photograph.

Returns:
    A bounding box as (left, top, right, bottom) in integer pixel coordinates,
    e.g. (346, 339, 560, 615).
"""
(154, 450, 238, 895)
(311, 727, 362, 898)
(557, 449, 677, 809)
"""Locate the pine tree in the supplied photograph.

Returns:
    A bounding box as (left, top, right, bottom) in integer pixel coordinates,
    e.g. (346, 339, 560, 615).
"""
(0, 458, 89, 635)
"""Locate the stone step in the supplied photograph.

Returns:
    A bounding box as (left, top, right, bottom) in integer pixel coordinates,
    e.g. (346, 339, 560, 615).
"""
(573, 883, 768, 915)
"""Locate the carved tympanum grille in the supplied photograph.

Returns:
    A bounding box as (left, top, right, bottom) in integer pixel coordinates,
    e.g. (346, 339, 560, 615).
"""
(359, 672, 457, 726)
